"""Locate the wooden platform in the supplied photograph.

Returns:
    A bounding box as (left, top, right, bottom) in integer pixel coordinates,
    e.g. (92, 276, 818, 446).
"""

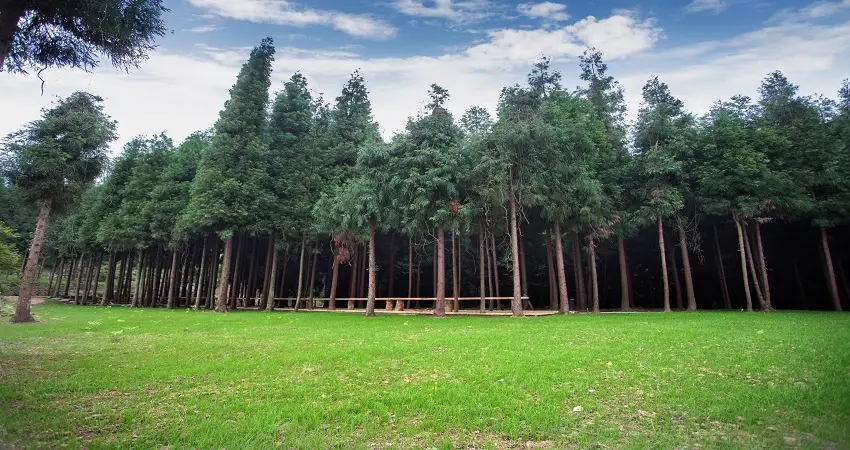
(264, 307, 560, 316)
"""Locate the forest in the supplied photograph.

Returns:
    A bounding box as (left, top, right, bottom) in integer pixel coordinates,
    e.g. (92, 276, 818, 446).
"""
(3, 36, 850, 322)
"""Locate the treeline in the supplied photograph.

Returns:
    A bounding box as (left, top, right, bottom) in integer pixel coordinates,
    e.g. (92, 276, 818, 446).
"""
(4, 37, 850, 322)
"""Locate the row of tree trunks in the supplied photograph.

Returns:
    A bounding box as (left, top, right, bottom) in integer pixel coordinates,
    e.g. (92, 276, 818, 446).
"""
(56, 223, 850, 315)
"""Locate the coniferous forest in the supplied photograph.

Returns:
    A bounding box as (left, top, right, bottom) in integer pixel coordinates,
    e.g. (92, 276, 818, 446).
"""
(4, 37, 850, 322)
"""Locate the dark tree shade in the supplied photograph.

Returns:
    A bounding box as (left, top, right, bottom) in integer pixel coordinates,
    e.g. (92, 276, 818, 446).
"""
(0, 0, 168, 73)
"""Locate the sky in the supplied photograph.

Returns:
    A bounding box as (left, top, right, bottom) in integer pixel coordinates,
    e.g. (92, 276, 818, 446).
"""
(2, 0, 850, 154)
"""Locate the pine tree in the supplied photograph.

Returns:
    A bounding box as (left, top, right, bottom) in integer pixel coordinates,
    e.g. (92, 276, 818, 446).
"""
(3, 92, 116, 322)
(1, 0, 167, 72)
(180, 38, 276, 312)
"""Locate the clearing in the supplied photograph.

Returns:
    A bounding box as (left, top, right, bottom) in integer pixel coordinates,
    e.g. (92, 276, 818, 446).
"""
(0, 302, 848, 449)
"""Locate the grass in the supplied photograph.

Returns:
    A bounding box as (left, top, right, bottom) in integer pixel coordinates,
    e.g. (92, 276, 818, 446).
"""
(1, 303, 848, 449)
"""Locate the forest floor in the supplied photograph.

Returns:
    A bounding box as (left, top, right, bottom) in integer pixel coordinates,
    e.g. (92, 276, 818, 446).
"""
(0, 302, 848, 449)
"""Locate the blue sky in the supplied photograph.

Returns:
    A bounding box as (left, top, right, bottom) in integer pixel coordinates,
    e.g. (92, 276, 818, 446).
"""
(2, 0, 850, 153)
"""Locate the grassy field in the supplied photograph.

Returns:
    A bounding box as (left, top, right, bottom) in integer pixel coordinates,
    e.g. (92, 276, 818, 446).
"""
(1, 302, 848, 449)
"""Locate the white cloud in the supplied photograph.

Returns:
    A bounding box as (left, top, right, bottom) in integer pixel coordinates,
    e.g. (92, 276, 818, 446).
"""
(517, 2, 570, 21)
(185, 24, 219, 33)
(186, 0, 396, 40)
(770, 0, 850, 22)
(391, 0, 492, 22)
(686, 0, 728, 14)
(2, 4, 848, 160)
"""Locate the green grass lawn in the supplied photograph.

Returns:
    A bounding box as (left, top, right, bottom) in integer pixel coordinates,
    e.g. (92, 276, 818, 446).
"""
(1, 303, 848, 449)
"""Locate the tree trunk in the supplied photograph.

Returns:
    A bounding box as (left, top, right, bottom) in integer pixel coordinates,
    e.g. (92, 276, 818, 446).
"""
(365, 221, 377, 317)
(104, 253, 116, 303)
(713, 225, 731, 309)
(215, 237, 233, 312)
(91, 254, 103, 306)
(116, 253, 127, 304)
(668, 237, 683, 310)
(246, 238, 259, 308)
(519, 232, 531, 310)
(194, 235, 208, 309)
(265, 244, 279, 312)
(51, 257, 65, 297)
(752, 222, 772, 309)
(742, 224, 768, 310)
(207, 238, 220, 309)
(572, 233, 586, 311)
(677, 219, 697, 311)
(432, 238, 438, 301)
(308, 239, 318, 309)
(435, 225, 447, 317)
(0, 5, 25, 70)
(820, 228, 842, 311)
(490, 233, 501, 308)
(11, 197, 52, 323)
(617, 236, 630, 311)
(82, 254, 95, 305)
(294, 237, 306, 312)
(166, 248, 179, 308)
(259, 235, 275, 310)
(181, 246, 194, 307)
(278, 247, 289, 302)
(658, 216, 671, 313)
(63, 255, 75, 298)
(452, 231, 459, 313)
(588, 238, 600, 313)
(479, 230, 486, 313)
(348, 244, 358, 310)
(329, 249, 339, 311)
(123, 253, 134, 303)
(73, 253, 85, 305)
(153, 252, 164, 307)
(228, 234, 243, 309)
(553, 220, 570, 314)
(546, 228, 557, 310)
(132, 252, 145, 307)
(733, 215, 754, 312)
(485, 230, 495, 310)
(508, 190, 523, 317)
(359, 243, 367, 301)
(387, 238, 396, 311)
(404, 235, 413, 311)
(47, 258, 58, 297)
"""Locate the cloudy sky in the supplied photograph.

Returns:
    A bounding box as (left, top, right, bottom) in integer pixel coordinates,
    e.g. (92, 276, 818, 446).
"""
(2, 0, 850, 153)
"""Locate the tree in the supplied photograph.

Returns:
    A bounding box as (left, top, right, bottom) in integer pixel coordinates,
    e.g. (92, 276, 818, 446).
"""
(578, 49, 633, 311)
(180, 38, 276, 312)
(388, 84, 465, 317)
(1, 0, 167, 72)
(633, 77, 692, 312)
(3, 92, 116, 322)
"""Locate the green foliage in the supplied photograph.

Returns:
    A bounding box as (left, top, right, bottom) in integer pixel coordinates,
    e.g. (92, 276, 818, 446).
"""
(97, 139, 145, 251)
(530, 91, 613, 234)
(180, 38, 276, 237)
(147, 131, 208, 244)
(459, 106, 492, 135)
(323, 70, 382, 187)
(267, 73, 321, 237)
(3, 0, 168, 73)
(633, 77, 691, 223)
(0, 221, 20, 273)
(386, 85, 466, 234)
(2, 92, 116, 207)
(0, 182, 37, 253)
(695, 98, 780, 218)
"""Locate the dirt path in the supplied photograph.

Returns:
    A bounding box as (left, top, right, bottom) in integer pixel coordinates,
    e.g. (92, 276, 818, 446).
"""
(2, 296, 47, 305)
